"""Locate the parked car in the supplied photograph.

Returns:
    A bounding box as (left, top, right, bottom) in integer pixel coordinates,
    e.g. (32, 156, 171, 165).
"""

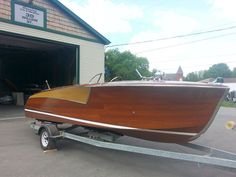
(225, 90, 236, 103)
(0, 78, 15, 105)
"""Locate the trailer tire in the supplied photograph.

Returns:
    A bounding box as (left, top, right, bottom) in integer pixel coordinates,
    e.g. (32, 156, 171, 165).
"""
(40, 128, 56, 150)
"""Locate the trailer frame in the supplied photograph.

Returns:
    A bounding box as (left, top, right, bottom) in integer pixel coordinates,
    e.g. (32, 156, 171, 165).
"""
(30, 121, 236, 169)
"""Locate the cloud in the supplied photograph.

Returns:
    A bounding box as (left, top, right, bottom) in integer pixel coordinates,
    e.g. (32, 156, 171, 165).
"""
(123, 11, 201, 74)
(59, 0, 236, 75)
(125, 28, 236, 75)
(208, 0, 236, 21)
(154, 11, 198, 35)
(59, 0, 143, 34)
(122, 7, 236, 75)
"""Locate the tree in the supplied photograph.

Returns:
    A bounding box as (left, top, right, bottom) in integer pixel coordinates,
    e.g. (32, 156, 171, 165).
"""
(232, 67, 236, 77)
(184, 70, 206, 81)
(105, 49, 151, 81)
(205, 63, 232, 78)
(184, 72, 200, 81)
(185, 63, 234, 82)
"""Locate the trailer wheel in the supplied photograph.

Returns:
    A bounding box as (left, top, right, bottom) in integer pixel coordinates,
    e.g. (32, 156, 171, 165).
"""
(40, 128, 56, 150)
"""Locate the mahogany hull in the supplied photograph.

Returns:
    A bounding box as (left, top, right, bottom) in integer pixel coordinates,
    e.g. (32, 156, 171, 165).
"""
(25, 82, 228, 143)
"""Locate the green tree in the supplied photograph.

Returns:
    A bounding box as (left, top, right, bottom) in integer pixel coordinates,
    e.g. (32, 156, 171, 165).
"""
(184, 70, 206, 81)
(185, 63, 235, 82)
(198, 70, 207, 80)
(184, 72, 200, 81)
(105, 49, 151, 81)
(232, 67, 236, 77)
(205, 63, 232, 78)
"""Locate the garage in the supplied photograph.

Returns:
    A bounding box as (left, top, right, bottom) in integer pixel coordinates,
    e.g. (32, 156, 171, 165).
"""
(0, 33, 77, 97)
(0, 0, 110, 106)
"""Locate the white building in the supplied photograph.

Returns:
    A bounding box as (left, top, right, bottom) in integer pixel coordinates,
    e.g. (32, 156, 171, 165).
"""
(0, 0, 110, 90)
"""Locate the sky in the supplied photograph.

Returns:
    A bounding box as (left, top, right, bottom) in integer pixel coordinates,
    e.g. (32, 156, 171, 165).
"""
(59, 0, 236, 76)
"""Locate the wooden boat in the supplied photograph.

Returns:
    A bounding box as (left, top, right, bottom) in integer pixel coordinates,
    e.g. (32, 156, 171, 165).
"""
(25, 81, 229, 143)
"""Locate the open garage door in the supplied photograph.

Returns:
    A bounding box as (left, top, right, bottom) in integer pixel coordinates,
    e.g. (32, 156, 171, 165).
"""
(0, 33, 78, 105)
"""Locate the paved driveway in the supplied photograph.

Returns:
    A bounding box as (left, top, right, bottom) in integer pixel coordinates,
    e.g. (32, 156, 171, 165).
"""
(0, 106, 235, 177)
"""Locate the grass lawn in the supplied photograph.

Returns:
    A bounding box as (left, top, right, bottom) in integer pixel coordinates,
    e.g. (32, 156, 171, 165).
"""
(221, 101, 236, 108)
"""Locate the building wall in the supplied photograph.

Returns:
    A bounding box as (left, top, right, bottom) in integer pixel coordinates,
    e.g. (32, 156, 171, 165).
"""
(0, 0, 106, 84)
(0, 0, 11, 20)
(0, 0, 97, 40)
(80, 45, 104, 84)
(0, 21, 105, 84)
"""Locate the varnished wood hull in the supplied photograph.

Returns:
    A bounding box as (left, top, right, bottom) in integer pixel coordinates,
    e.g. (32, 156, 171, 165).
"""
(25, 81, 228, 143)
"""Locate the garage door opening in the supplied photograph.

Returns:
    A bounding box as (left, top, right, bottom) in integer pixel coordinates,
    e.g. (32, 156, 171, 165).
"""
(0, 33, 78, 105)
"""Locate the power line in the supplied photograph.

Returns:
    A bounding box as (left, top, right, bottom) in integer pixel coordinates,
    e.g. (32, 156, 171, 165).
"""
(157, 60, 236, 72)
(136, 32, 236, 54)
(191, 21, 236, 33)
(148, 53, 236, 63)
(107, 25, 236, 48)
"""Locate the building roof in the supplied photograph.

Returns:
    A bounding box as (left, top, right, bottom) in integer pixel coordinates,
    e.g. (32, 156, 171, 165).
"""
(164, 73, 177, 80)
(224, 78, 236, 83)
(199, 78, 214, 83)
(177, 66, 183, 74)
(199, 77, 236, 83)
(51, 0, 110, 45)
(163, 66, 184, 81)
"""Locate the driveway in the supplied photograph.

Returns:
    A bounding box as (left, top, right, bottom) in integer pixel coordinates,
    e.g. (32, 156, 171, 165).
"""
(0, 106, 235, 177)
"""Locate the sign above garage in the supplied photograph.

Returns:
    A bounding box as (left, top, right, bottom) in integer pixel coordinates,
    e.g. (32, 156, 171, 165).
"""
(13, 2, 46, 28)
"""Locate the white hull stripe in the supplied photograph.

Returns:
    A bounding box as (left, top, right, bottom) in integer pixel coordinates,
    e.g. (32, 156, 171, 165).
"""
(25, 109, 198, 136)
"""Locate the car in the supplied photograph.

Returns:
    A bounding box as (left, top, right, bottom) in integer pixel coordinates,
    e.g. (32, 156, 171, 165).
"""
(0, 78, 16, 105)
(225, 90, 236, 102)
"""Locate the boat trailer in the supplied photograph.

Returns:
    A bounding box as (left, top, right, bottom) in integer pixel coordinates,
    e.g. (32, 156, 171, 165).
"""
(30, 120, 236, 169)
